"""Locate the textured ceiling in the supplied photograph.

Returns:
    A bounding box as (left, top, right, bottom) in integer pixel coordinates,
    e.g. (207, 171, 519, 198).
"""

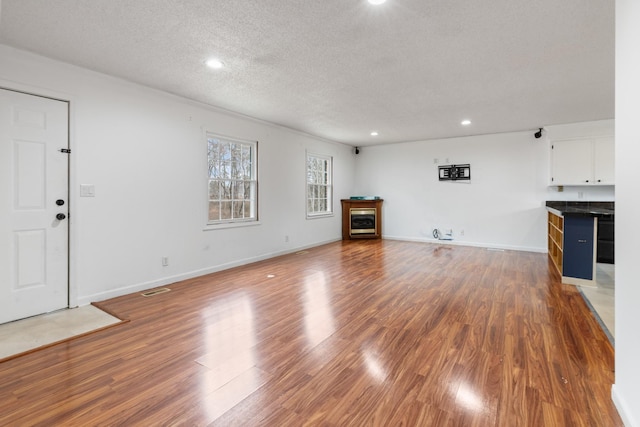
(0, 0, 614, 146)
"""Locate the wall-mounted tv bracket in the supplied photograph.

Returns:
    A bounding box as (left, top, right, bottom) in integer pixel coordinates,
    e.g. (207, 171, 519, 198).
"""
(438, 164, 471, 181)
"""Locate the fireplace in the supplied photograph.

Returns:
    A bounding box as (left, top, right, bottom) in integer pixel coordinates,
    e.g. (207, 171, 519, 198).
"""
(341, 199, 383, 239)
(350, 208, 376, 235)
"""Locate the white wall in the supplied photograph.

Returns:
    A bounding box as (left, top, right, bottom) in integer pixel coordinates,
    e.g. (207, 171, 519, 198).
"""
(0, 44, 355, 305)
(353, 131, 550, 252)
(613, 1, 640, 425)
(545, 120, 615, 202)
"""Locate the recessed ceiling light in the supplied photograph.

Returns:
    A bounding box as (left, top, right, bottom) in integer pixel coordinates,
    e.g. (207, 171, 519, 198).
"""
(461, 120, 471, 126)
(205, 58, 224, 69)
(371, 131, 379, 136)
(368, 0, 387, 4)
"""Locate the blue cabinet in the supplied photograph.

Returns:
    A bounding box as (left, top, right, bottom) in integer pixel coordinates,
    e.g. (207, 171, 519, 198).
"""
(563, 216, 595, 280)
(547, 202, 613, 286)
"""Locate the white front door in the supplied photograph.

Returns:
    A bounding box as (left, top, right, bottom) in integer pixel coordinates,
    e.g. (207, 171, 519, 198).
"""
(0, 89, 69, 324)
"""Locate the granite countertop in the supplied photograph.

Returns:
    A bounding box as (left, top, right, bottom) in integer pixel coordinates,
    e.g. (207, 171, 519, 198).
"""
(546, 201, 615, 217)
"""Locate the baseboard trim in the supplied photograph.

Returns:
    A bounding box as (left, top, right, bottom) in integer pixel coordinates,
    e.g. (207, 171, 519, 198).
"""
(382, 235, 547, 254)
(612, 384, 638, 427)
(77, 238, 341, 306)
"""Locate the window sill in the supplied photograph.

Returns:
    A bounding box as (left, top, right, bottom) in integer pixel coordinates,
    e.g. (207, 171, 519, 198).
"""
(306, 213, 334, 220)
(203, 220, 262, 231)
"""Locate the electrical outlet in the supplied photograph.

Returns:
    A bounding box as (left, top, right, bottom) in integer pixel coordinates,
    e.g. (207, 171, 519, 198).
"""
(285, 235, 289, 243)
(460, 229, 465, 236)
(162, 257, 169, 266)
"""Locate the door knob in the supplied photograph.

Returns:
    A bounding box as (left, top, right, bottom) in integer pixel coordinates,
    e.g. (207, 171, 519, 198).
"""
(56, 213, 66, 221)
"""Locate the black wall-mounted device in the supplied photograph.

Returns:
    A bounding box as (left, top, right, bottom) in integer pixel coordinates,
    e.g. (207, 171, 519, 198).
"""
(438, 164, 471, 181)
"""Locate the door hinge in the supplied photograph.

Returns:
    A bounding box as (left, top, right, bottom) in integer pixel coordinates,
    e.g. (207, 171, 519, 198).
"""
(59, 148, 71, 154)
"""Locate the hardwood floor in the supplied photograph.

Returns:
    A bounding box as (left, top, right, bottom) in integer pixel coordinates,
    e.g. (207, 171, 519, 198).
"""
(0, 240, 622, 426)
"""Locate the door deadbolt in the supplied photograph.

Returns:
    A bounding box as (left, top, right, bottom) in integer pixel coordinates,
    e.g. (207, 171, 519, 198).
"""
(56, 199, 65, 206)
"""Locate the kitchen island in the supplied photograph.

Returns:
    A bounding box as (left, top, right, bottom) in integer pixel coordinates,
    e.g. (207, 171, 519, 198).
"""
(546, 201, 614, 286)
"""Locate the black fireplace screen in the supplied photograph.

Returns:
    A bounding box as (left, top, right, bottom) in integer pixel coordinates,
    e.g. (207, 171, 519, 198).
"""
(350, 208, 376, 234)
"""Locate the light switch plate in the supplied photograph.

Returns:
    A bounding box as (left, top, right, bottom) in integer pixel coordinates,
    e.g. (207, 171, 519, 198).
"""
(80, 184, 95, 197)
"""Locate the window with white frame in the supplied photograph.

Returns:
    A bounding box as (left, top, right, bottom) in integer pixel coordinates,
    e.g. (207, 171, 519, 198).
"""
(306, 152, 333, 217)
(207, 134, 257, 224)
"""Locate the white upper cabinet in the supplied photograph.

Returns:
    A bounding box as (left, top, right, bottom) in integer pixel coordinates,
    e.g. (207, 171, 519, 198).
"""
(550, 136, 614, 186)
(551, 139, 593, 185)
(593, 137, 615, 184)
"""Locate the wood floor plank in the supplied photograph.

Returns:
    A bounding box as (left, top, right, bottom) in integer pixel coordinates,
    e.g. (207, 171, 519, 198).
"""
(0, 240, 623, 425)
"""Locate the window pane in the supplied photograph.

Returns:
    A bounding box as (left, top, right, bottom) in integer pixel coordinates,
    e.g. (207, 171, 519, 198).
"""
(219, 180, 232, 200)
(233, 181, 244, 199)
(212, 164, 221, 180)
(231, 201, 241, 218)
(220, 162, 229, 179)
(244, 182, 252, 200)
(230, 161, 240, 179)
(220, 144, 231, 161)
(231, 143, 242, 164)
(208, 139, 219, 160)
(220, 201, 232, 219)
(208, 201, 220, 222)
(208, 181, 219, 199)
(318, 186, 326, 199)
(242, 160, 250, 179)
(209, 159, 218, 179)
(242, 145, 251, 162)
